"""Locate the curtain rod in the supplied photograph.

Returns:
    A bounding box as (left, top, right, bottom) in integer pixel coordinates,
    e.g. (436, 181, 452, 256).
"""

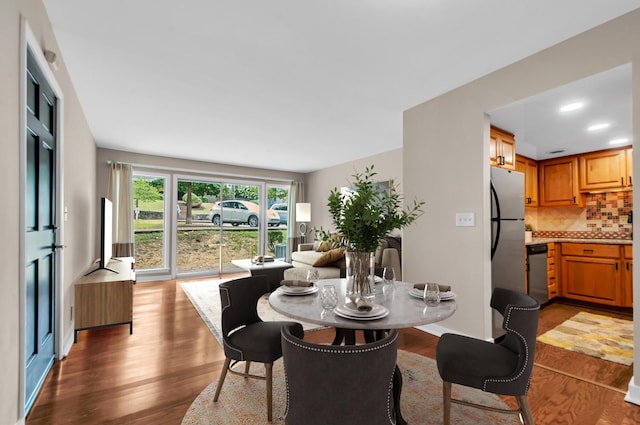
(106, 160, 295, 183)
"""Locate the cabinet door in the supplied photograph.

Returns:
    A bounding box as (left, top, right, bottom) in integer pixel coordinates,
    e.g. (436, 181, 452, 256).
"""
(561, 256, 621, 306)
(516, 155, 538, 206)
(539, 156, 582, 206)
(622, 245, 633, 307)
(579, 149, 626, 191)
(490, 126, 516, 170)
(626, 147, 633, 187)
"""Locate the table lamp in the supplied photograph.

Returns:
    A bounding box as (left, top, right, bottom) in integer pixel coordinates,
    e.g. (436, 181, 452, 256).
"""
(295, 203, 311, 243)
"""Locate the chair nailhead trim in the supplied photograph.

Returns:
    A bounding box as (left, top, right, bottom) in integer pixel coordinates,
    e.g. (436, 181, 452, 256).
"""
(483, 304, 539, 392)
(282, 332, 398, 354)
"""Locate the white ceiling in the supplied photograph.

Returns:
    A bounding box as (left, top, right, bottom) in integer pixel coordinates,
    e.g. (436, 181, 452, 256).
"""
(490, 64, 633, 161)
(42, 1, 639, 173)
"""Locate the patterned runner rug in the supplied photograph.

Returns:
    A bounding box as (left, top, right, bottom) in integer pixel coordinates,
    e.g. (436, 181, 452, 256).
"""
(537, 311, 634, 365)
(181, 350, 520, 425)
(180, 278, 323, 345)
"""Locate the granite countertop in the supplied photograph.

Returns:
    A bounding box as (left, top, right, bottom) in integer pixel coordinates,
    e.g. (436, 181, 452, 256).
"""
(527, 237, 632, 245)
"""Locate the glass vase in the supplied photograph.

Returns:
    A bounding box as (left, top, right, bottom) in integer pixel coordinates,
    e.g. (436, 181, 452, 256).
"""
(345, 251, 375, 301)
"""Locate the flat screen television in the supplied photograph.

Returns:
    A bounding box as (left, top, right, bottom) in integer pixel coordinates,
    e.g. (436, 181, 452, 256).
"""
(85, 197, 118, 275)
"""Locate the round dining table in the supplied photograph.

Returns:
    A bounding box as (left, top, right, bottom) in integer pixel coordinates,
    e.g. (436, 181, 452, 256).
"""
(269, 278, 457, 425)
(268, 278, 457, 331)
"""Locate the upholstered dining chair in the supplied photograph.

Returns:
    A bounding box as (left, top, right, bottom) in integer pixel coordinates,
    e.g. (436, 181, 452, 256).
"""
(436, 288, 540, 425)
(213, 276, 304, 423)
(280, 326, 398, 425)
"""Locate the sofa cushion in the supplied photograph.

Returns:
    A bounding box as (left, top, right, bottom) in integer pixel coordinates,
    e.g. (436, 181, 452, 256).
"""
(284, 266, 341, 280)
(313, 248, 345, 267)
(291, 250, 323, 266)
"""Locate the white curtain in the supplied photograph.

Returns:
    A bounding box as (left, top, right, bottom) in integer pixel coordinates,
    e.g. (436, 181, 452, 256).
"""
(107, 163, 135, 258)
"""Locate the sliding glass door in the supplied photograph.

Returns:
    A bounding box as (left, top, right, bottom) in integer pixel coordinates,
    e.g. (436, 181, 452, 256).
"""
(132, 173, 168, 271)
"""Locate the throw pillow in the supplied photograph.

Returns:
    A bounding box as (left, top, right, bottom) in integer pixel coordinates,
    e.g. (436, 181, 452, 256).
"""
(312, 248, 345, 267)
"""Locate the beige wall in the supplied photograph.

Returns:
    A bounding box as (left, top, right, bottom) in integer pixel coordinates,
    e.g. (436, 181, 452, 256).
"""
(404, 9, 640, 394)
(1, 1, 97, 423)
(305, 148, 403, 233)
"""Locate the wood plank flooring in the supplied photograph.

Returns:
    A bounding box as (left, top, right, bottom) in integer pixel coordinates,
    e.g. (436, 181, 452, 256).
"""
(25, 278, 640, 424)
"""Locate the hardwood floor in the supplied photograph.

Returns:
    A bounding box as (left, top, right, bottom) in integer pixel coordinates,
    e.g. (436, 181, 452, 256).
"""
(26, 279, 640, 424)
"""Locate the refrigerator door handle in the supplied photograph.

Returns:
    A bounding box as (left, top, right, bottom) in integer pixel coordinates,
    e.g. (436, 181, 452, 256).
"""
(490, 182, 501, 260)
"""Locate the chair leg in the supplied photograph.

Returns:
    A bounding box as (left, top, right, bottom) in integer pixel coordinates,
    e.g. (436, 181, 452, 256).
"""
(516, 395, 535, 425)
(443, 381, 452, 425)
(265, 363, 273, 423)
(213, 357, 231, 402)
(245, 360, 251, 377)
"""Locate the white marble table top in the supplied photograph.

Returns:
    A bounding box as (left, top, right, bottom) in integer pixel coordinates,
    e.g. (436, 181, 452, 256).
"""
(268, 278, 456, 330)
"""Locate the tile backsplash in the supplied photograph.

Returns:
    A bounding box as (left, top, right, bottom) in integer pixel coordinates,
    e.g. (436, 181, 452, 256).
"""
(526, 191, 633, 240)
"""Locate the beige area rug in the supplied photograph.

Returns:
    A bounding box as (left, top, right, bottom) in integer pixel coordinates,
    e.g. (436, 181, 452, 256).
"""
(180, 278, 323, 345)
(182, 350, 520, 425)
(537, 311, 634, 366)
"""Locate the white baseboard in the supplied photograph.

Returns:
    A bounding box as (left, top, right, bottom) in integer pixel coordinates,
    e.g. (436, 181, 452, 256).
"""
(624, 376, 640, 405)
(414, 323, 454, 337)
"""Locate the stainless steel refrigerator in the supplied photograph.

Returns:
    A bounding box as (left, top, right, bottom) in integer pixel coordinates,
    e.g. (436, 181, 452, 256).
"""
(490, 167, 526, 338)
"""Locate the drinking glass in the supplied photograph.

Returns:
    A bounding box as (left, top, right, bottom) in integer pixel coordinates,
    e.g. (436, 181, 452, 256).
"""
(306, 269, 320, 284)
(319, 285, 338, 311)
(382, 267, 395, 284)
(423, 283, 441, 307)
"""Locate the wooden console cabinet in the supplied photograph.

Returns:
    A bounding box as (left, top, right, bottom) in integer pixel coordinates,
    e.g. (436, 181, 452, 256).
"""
(74, 257, 135, 342)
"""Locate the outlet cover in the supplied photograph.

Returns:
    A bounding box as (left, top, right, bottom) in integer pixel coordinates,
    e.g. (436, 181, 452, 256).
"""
(455, 212, 475, 227)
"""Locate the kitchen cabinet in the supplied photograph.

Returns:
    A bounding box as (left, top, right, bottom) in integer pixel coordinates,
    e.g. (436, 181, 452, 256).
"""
(515, 155, 538, 206)
(490, 126, 516, 170)
(560, 243, 622, 306)
(622, 245, 633, 307)
(539, 156, 583, 207)
(578, 147, 633, 192)
(547, 242, 557, 299)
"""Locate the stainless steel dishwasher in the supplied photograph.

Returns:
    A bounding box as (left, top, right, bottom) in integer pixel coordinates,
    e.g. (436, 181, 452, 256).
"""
(527, 243, 548, 304)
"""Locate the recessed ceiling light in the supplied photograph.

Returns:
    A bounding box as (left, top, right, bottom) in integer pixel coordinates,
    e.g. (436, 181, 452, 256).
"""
(609, 138, 630, 145)
(587, 123, 610, 131)
(559, 102, 584, 112)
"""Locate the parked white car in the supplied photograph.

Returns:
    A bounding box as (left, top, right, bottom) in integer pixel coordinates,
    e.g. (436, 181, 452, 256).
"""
(208, 200, 280, 227)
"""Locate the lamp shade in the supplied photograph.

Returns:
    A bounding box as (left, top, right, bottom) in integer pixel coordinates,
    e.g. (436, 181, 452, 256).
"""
(295, 203, 311, 222)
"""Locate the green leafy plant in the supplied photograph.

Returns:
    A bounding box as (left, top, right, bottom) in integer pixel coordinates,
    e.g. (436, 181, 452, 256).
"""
(525, 223, 533, 231)
(317, 165, 425, 252)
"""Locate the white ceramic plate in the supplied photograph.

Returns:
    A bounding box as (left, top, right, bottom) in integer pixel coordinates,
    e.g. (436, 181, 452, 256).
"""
(277, 286, 318, 296)
(408, 288, 456, 301)
(334, 307, 389, 321)
(334, 303, 388, 318)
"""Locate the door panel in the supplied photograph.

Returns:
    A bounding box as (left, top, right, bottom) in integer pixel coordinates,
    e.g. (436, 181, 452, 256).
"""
(24, 48, 57, 414)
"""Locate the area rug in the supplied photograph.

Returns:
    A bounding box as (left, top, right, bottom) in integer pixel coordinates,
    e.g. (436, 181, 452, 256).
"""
(181, 350, 520, 425)
(537, 311, 634, 366)
(180, 279, 323, 345)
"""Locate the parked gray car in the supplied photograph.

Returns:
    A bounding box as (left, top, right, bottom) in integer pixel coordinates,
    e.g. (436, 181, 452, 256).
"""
(269, 203, 288, 225)
(208, 200, 280, 227)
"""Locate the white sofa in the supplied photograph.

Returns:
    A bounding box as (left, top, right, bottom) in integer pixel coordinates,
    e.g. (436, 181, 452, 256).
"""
(283, 238, 402, 281)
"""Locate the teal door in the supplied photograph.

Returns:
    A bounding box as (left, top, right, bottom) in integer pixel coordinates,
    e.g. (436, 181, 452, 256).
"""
(24, 48, 57, 414)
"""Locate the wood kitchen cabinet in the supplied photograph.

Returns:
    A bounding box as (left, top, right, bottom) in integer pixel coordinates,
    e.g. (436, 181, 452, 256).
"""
(490, 126, 516, 170)
(560, 243, 622, 306)
(578, 147, 633, 192)
(622, 245, 633, 307)
(539, 156, 583, 207)
(515, 154, 538, 206)
(547, 242, 557, 299)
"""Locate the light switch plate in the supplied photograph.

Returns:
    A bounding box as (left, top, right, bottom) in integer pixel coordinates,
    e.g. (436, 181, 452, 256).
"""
(455, 212, 475, 227)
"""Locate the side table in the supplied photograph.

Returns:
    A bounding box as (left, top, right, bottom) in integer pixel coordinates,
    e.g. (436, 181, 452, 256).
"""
(231, 258, 293, 292)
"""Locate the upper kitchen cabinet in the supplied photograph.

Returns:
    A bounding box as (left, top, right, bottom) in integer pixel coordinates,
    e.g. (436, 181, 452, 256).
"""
(539, 156, 584, 207)
(579, 146, 633, 192)
(490, 126, 516, 170)
(515, 155, 538, 206)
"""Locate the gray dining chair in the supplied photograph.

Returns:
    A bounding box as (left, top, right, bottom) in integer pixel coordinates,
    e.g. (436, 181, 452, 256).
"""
(213, 275, 304, 423)
(436, 288, 540, 425)
(281, 326, 398, 425)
